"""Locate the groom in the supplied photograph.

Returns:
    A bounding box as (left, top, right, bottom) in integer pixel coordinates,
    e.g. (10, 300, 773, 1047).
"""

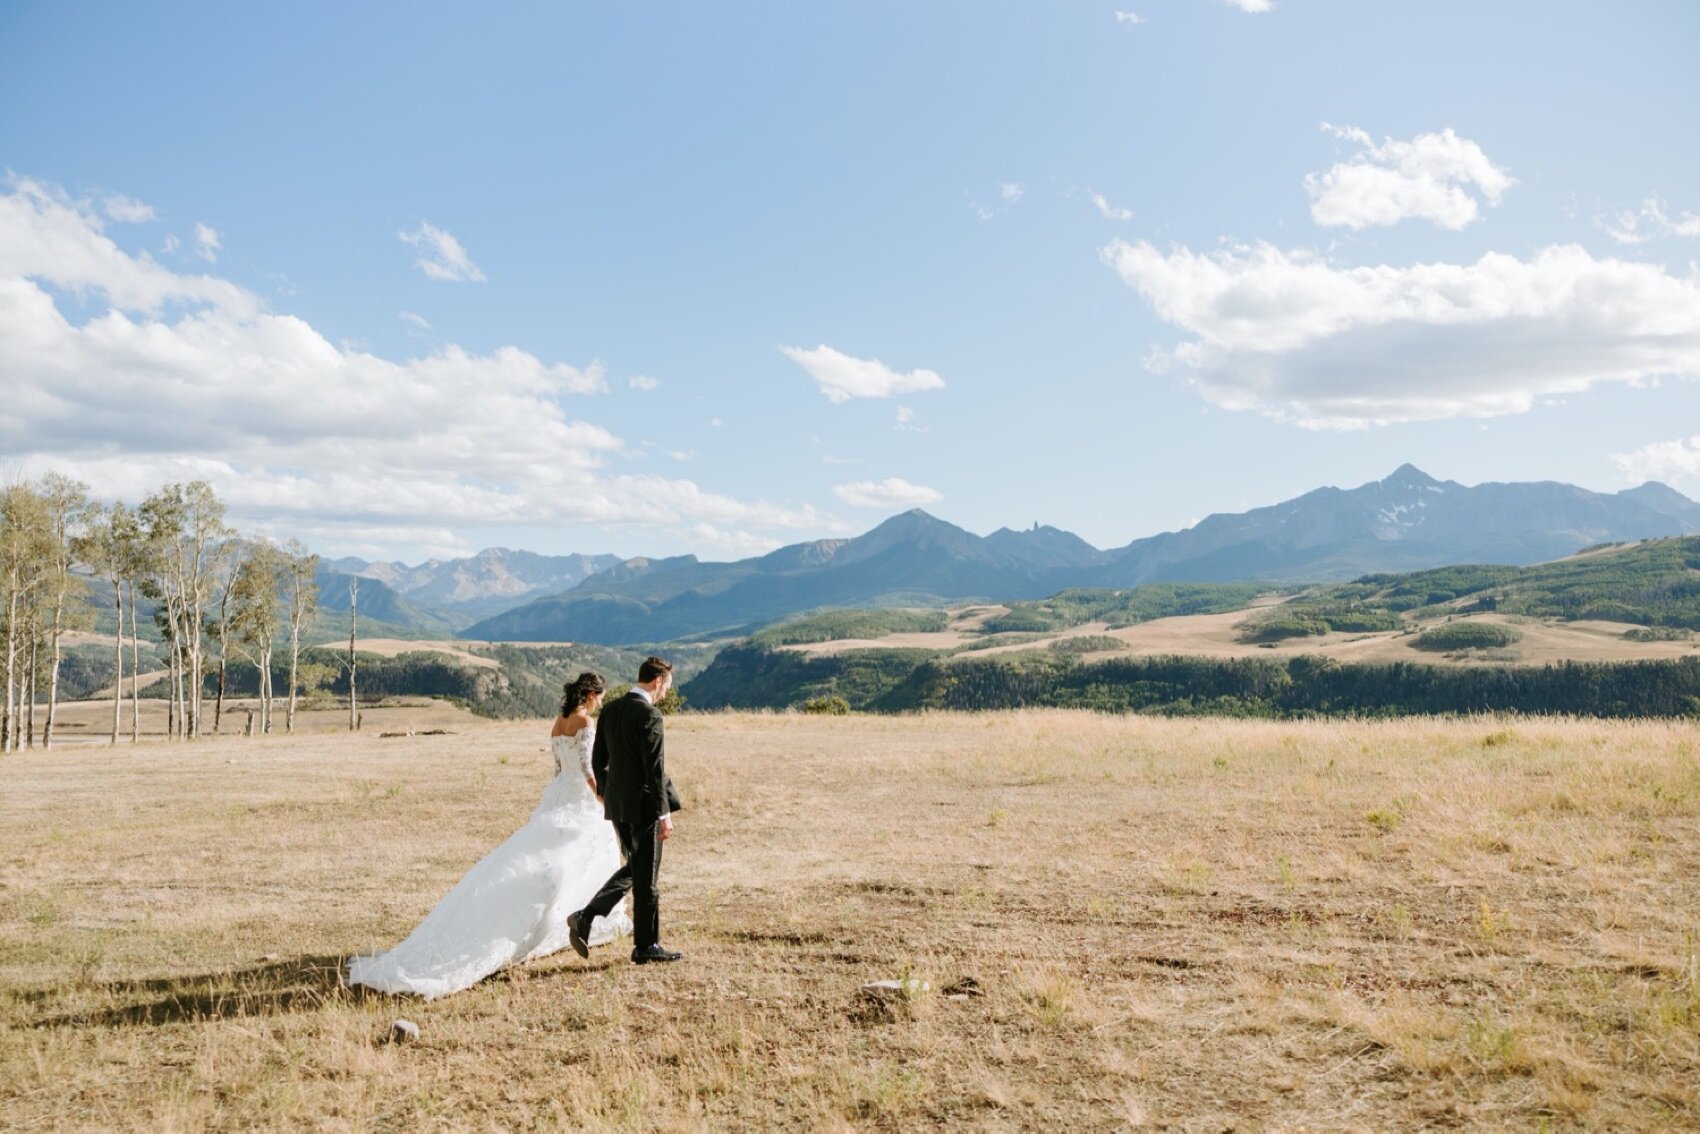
(569, 656, 684, 964)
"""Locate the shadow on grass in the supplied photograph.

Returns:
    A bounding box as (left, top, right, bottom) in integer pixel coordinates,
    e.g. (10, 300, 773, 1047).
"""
(32, 951, 624, 1028)
(32, 954, 356, 1028)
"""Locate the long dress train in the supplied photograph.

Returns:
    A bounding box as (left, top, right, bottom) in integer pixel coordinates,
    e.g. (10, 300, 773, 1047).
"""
(346, 726, 630, 999)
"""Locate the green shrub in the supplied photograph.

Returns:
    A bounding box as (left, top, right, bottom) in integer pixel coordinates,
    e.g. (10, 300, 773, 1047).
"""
(800, 695, 851, 715)
(1048, 635, 1125, 655)
(1410, 622, 1523, 651)
(1624, 626, 1693, 642)
(1319, 610, 1404, 633)
(1239, 617, 1332, 643)
(954, 633, 1046, 652)
(751, 608, 949, 647)
(980, 611, 1062, 634)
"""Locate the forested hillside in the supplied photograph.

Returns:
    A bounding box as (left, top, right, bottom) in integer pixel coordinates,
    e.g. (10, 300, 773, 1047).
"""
(684, 643, 1700, 719)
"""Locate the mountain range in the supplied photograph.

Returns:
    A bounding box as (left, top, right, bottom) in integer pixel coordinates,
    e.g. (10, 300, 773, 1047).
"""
(316, 548, 625, 633)
(454, 465, 1700, 644)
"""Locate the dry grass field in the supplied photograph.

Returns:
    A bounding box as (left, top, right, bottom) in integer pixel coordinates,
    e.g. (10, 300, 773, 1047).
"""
(3, 706, 1698, 1129)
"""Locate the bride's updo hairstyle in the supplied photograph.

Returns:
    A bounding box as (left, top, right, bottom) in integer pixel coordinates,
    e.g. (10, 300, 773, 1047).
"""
(560, 672, 606, 718)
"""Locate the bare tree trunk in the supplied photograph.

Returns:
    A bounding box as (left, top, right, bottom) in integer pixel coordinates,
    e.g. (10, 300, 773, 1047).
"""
(213, 572, 233, 735)
(286, 597, 305, 734)
(166, 624, 180, 742)
(174, 611, 188, 740)
(215, 653, 228, 734)
(127, 582, 140, 743)
(260, 645, 274, 734)
(25, 633, 37, 749)
(186, 604, 200, 738)
(286, 639, 300, 734)
(110, 584, 123, 745)
(347, 579, 358, 731)
(179, 624, 190, 738)
(186, 522, 213, 740)
(4, 581, 18, 753)
(45, 594, 63, 749)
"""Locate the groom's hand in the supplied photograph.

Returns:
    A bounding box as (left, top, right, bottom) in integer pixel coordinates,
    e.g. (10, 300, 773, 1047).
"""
(658, 814, 674, 841)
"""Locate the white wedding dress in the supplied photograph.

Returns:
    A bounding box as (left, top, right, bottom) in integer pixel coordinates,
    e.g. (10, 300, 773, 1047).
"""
(347, 725, 632, 999)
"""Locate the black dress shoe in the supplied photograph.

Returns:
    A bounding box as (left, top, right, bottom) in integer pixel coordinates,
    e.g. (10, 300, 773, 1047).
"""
(631, 944, 682, 964)
(567, 911, 590, 959)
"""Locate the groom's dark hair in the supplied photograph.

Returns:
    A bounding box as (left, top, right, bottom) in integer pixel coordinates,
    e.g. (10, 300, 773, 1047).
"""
(638, 656, 672, 684)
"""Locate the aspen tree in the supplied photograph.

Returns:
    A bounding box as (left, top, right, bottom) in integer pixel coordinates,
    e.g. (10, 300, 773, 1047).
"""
(0, 485, 50, 753)
(72, 503, 130, 745)
(39, 473, 90, 749)
(282, 541, 318, 733)
(231, 540, 285, 734)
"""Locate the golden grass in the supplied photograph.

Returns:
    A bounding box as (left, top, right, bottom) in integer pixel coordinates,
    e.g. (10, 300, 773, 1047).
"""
(3, 708, 1698, 1129)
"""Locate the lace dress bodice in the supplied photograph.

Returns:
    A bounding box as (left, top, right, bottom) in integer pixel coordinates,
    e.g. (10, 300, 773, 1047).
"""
(551, 725, 595, 780)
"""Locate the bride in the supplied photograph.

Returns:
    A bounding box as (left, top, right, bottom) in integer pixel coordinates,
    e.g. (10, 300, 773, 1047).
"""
(347, 673, 632, 999)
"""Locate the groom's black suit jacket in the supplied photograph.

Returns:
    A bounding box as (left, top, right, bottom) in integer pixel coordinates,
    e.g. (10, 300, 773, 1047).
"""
(592, 691, 681, 824)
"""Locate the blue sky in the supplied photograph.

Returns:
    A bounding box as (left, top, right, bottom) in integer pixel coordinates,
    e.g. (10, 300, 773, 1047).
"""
(3, 1, 1698, 562)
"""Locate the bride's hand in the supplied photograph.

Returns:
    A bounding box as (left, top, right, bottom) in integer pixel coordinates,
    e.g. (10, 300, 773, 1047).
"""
(584, 776, 598, 797)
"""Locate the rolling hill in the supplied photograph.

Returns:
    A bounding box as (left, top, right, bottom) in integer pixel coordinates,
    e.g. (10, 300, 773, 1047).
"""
(679, 536, 1700, 714)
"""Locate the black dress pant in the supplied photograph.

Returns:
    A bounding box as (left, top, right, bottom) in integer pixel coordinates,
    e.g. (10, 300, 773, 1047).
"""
(582, 818, 662, 951)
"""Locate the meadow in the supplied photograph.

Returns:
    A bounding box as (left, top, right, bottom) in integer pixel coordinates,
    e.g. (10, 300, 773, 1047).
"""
(3, 704, 1698, 1129)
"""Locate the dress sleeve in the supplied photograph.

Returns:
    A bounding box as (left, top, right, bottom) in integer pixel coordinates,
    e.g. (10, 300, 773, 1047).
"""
(579, 730, 595, 780)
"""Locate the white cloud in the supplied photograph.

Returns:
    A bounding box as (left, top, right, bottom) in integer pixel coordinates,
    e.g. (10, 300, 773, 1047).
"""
(895, 406, 928, 433)
(250, 519, 475, 564)
(398, 310, 431, 330)
(1613, 436, 1700, 485)
(102, 195, 155, 224)
(0, 177, 829, 558)
(1306, 125, 1514, 230)
(686, 523, 782, 558)
(1114, 11, 1146, 25)
(780, 344, 945, 403)
(161, 233, 180, 255)
(669, 449, 694, 462)
(628, 374, 660, 391)
(1601, 196, 1700, 245)
(820, 455, 855, 465)
(194, 222, 221, 262)
(1089, 189, 1134, 221)
(1223, 0, 1273, 11)
(969, 182, 1025, 222)
(0, 178, 247, 314)
(833, 478, 943, 508)
(1102, 237, 1700, 428)
(398, 221, 486, 283)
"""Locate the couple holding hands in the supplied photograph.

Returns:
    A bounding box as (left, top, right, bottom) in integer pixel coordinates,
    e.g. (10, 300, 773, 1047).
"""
(348, 656, 684, 999)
